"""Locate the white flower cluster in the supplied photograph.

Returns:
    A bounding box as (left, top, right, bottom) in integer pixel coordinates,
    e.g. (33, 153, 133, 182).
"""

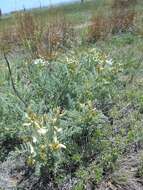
(33, 58, 48, 66)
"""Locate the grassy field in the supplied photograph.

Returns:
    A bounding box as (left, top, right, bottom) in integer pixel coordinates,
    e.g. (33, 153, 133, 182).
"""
(0, 0, 143, 189)
(0, 0, 115, 32)
(0, 1, 93, 29)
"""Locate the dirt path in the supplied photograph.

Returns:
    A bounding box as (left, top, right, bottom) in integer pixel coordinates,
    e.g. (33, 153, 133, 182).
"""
(1, 148, 143, 190)
(97, 149, 143, 190)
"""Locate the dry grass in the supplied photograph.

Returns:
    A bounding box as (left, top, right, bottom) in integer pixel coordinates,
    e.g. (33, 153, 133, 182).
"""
(16, 12, 38, 41)
(14, 12, 75, 59)
(0, 25, 17, 53)
(37, 19, 75, 59)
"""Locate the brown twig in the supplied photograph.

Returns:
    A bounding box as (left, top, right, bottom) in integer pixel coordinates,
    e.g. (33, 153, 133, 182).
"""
(4, 52, 27, 107)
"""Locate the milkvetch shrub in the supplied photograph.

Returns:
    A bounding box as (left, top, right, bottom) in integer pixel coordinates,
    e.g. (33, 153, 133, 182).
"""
(2, 46, 143, 188)
(0, 47, 127, 185)
(12, 48, 123, 177)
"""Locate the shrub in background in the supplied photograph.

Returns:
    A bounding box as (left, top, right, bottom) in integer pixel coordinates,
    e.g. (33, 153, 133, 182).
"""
(87, 16, 112, 42)
(111, 0, 137, 33)
(133, 11, 143, 36)
(88, 0, 137, 42)
(112, 11, 136, 33)
(112, 0, 137, 10)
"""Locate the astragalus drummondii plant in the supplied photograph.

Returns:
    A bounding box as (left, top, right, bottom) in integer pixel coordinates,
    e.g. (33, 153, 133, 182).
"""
(13, 48, 123, 179)
(1, 47, 128, 188)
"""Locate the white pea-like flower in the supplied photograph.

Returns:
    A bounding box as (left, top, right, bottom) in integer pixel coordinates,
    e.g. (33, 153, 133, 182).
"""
(37, 127, 47, 135)
(32, 136, 37, 143)
(106, 59, 113, 66)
